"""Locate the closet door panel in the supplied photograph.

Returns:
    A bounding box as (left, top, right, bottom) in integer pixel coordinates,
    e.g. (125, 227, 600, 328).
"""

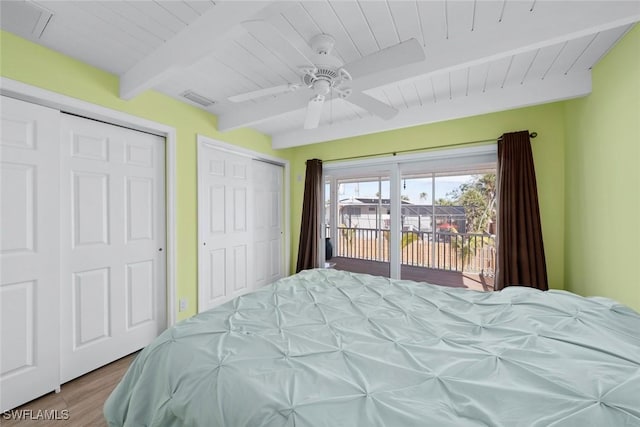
(0, 96, 61, 412)
(59, 114, 166, 383)
(198, 146, 253, 312)
(252, 160, 284, 289)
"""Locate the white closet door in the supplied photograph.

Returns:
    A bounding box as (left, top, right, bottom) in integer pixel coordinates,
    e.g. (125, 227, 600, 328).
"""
(198, 146, 253, 312)
(59, 114, 165, 383)
(0, 96, 60, 412)
(253, 160, 284, 288)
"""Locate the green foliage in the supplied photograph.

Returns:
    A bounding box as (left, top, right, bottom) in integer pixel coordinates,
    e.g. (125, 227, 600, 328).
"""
(401, 232, 420, 248)
(450, 233, 495, 261)
(436, 198, 454, 206)
(383, 230, 420, 249)
(447, 173, 496, 233)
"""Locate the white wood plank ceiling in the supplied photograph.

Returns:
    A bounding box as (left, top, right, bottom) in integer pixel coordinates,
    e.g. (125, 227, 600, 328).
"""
(2, 1, 639, 148)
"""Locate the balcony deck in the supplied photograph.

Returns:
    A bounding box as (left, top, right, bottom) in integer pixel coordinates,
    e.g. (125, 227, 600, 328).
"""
(330, 256, 494, 292)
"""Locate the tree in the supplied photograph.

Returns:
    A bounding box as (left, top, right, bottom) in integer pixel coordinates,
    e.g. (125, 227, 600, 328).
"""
(419, 192, 428, 201)
(447, 173, 496, 233)
(436, 197, 454, 206)
(400, 194, 410, 202)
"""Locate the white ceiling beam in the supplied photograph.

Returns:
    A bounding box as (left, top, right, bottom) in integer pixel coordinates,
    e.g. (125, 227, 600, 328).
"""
(270, 71, 592, 149)
(353, 13, 640, 92)
(217, 8, 639, 131)
(119, 1, 285, 100)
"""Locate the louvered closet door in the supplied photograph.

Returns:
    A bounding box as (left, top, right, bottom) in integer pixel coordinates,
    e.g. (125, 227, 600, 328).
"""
(59, 114, 166, 383)
(0, 96, 60, 412)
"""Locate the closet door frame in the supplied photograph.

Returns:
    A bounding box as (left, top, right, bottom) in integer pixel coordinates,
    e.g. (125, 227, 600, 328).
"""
(0, 77, 179, 326)
(196, 135, 290, 313)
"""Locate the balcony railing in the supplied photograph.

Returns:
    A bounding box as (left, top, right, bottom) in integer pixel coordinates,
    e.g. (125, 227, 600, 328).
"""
(333, 226, 495, 276)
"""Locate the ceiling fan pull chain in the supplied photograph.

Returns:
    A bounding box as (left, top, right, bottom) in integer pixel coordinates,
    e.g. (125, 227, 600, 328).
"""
(330, 86, 333, 126)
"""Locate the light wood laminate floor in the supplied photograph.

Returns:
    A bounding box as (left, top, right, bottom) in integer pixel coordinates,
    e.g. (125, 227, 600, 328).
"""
(1, 352, 137, 426)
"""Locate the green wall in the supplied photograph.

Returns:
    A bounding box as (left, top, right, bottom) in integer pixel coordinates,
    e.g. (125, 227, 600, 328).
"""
(0, 30, 292, 320)
(289, 103, 567, 290)
(563, 24, 640, 311)
(3, 22, 638, 317)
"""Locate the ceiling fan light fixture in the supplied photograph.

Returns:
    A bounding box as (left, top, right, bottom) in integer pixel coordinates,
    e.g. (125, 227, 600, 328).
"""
(312, 79, 331, 96)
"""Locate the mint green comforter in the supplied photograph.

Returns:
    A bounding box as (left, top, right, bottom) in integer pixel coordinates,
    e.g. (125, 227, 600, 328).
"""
(105, 269, 640, 426)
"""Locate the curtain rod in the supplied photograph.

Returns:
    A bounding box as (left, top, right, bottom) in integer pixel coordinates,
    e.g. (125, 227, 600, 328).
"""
(323, 132, 537, 163)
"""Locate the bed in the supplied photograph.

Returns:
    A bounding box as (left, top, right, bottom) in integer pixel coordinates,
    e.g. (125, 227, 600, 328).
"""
(105, 269, 640, 426)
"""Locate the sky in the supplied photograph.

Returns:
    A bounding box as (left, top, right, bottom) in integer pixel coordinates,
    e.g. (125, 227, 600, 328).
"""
(331, 175, 475, 204)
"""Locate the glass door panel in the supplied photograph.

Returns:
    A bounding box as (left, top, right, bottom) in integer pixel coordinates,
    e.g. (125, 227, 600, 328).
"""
(434, 174, 467, 272)
(398, 174, 433, 280)
(437, 172, 497, 277)
(324, 180, 332, 265)
(329, 175, 391, 278)
(400, 171, 496, 288)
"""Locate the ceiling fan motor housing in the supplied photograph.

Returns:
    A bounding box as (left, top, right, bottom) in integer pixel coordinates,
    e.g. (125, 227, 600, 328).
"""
(301, 33, 352, 96)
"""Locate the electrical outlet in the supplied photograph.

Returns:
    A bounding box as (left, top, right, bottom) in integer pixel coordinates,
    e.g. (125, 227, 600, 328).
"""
(179, 298, 188, 312)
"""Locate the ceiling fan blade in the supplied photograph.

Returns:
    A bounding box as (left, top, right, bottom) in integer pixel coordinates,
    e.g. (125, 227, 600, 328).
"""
(218, 90, 312, 131)
(346, 38, 425, 79)
(228, 84, 298, 103)
(243, 20, 315, 67)
(347, 92, 398, 120)
(304, 95, 325, 129)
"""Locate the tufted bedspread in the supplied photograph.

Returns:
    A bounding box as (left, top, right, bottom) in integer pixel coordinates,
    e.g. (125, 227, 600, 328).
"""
(105, 269, 640, 426)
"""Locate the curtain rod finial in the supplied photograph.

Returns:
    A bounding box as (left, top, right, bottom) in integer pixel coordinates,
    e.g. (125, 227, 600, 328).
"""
(530, 132, 538, 138)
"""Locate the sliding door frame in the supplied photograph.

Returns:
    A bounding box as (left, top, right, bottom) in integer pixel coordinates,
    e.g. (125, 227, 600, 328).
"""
(323, 145, 496, 280)
(0, 77, 179, 326)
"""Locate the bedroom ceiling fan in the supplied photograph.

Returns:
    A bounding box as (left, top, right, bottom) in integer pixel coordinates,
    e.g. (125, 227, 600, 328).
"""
(228, 20, 426, 130)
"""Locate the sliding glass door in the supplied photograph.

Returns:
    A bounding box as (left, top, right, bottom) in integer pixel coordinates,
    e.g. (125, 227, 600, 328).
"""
(325, 174, 391, 278)
(398, 171, 496, 287)
(324, 145, 496, 290)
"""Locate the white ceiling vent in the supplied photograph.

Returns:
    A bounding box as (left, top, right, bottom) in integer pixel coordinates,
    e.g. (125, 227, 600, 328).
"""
(0, 1, 53, 39)
(181, 91, 216, 107)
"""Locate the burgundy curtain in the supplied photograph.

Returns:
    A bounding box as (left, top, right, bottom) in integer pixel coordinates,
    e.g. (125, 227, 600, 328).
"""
(296, 159, 323, 273)
(496, 131, 548, 291)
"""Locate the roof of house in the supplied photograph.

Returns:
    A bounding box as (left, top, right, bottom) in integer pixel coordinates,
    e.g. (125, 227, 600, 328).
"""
(340, 198, 465, 215)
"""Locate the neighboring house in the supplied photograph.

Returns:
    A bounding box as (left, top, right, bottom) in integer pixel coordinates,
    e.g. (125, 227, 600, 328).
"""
(335, 198, 467, 233)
